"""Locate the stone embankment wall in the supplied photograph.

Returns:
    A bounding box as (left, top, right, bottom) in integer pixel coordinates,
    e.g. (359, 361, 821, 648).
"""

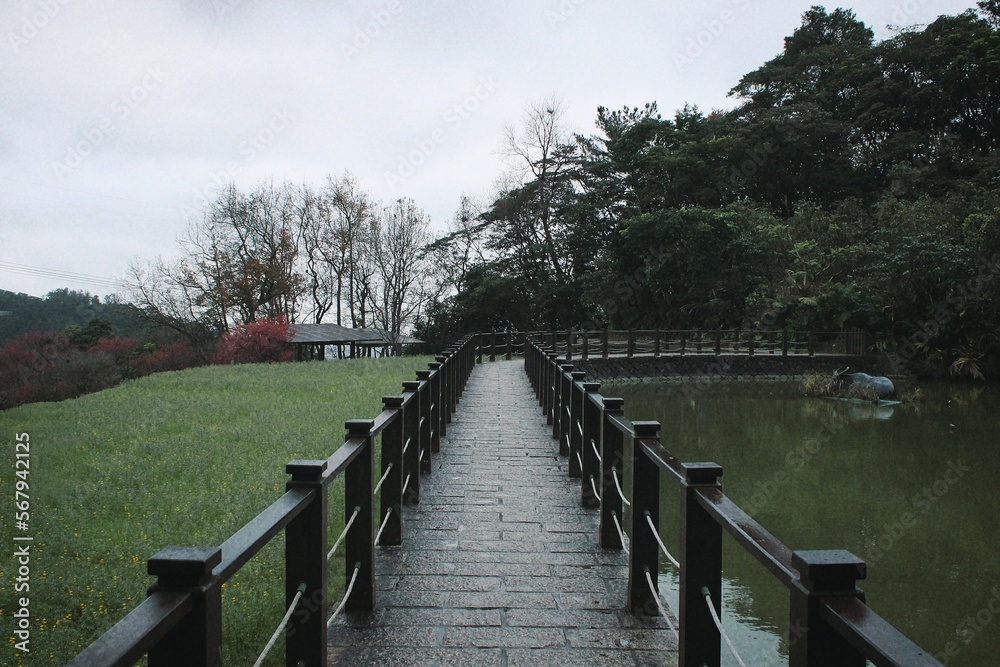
(568, 354, 881, 382)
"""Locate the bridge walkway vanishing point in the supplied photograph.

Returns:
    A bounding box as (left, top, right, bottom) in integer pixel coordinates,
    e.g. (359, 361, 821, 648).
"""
(328, 359, 678, 666)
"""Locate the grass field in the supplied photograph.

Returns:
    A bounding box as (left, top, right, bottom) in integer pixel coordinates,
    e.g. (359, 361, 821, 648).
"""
(0, 356, 434, 666)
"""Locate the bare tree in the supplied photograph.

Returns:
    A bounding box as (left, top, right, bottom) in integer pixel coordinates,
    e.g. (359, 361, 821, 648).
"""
(130, 181, 303, 335)
(370, 198, 432, 346)
(497, 95, 578, 282)
(427, 194, 488, 299)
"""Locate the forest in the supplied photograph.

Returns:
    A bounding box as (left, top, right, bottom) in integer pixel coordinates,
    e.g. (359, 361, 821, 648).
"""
(418, 3, 1000, 379)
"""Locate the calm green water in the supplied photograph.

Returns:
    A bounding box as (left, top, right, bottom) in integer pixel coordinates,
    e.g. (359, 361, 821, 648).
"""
(613, 379, 1000, 667)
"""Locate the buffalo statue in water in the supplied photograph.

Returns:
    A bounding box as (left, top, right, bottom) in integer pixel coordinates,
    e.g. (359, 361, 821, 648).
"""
(833, 367, 895, 400)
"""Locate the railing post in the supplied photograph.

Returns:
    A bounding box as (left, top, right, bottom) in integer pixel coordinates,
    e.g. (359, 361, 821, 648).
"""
(538, 347, 552, 412)
(546, 352, 560, 426)
(628, 422, 661, 617)
(416, 370, 433, 472)
(401, 382, 421, 504)
(506, 333, 513, 360)
(344, 419, 376, 611)
(490, 331, 497, 361)
(556, 364, 573, 451)
(748, 329, 756, 356)
(679, 462, 723, 667)
(653, 329, 661, 358)
(431, 349, 455, 438)
(567, 371, 587, 478)
(567, 330, 574, 361)
(789, 550, 868, 667)
(428, 363, 442, 451)
(782, 329, 790, 356)
(602, 330, 609, 359)
(379, 398, 404, 547)
(599, 398, 626, 550)
(146, 547, 223, 667)
(582, 331, 589, 360)
(284, 459, 329, 667)
(580, 383, 602, 508)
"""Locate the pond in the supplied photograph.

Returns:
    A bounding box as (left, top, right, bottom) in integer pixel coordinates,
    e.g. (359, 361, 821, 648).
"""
(612, 379, 1000, 666)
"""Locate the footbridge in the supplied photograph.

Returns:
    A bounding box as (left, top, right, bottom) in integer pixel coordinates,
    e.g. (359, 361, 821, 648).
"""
(69, 333, 940, 667)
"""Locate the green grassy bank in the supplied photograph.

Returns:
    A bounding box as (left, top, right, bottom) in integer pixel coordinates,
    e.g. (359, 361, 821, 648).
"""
(0, 356, 433, 666)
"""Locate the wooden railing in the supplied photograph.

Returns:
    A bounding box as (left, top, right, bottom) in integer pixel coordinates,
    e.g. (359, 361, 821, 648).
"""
(470, 329, 870, 361)
(539, 328, 868, 359)
(524, 337, 943, 667)
(67, 336, 478, 667)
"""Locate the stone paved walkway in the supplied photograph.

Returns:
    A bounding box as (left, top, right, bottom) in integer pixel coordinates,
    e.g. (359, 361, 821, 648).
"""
(329, 360, 678, 666)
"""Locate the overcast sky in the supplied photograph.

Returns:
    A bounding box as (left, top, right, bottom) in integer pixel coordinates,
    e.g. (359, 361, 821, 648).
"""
(0, 0, 978, 298)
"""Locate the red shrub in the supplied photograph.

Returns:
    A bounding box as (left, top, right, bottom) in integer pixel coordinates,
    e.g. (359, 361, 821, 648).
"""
(134, 341, 201, 375)
(212, 317, 294, 365)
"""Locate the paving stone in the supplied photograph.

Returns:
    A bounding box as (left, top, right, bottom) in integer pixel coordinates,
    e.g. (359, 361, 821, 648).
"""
(441, 626, 566, 649)
(566, 627, 679, 651)
(327, 360, 676, 663)
(506, 648, 639, 666)
(504, 608, 623, 629)
(379, 607, 502, 627)
(449, 591, 558, 609)
(394, 574, 501, 592)
(330, 647, 504, 666)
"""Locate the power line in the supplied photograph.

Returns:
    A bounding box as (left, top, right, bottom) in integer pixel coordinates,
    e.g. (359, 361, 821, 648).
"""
(0, 261, 128, 290)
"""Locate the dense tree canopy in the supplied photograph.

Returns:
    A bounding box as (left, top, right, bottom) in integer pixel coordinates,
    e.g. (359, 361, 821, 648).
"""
(417, 4, 1000, 378)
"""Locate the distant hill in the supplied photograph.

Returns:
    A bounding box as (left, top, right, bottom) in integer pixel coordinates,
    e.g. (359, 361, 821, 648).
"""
(0, 288, 149, 343)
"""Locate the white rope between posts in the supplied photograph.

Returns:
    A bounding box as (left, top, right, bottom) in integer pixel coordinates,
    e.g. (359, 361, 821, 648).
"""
(373, 463, 394, 496)
(327, 507, 360, 561)
(327, 563, 361, 627)
(402, 473, 412, 498)
(646, 512, 680, 569)
(575, 451, 584, 473)
(374, 507, 393, 546)
(402, 437, 411, 456)
(702, 587, 748, 667)
(611, 511, 629, 556)
(591, 439, 602, 464)
(644, 568, 679, 641)
(589, 475, 602, 502)
(610, 466, 631, 507)
(252, 582, 306, 667)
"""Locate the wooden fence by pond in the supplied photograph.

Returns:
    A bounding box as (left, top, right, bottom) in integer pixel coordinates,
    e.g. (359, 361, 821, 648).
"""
(486, 327, 871, 360)
(523, 336, 942, 667)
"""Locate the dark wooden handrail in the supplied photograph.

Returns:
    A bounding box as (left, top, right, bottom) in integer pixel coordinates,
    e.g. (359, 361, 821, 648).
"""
(820, 596, 943, 666)
(67, 335, 479, 667)
(694, 486, 799, 587)
(66, 592, 192, 667)
(523, 335, 943, 667)
(215, 486, 315, 581)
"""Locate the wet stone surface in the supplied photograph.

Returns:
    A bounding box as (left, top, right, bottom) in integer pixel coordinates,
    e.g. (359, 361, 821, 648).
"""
(329, 360, 678, 666)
